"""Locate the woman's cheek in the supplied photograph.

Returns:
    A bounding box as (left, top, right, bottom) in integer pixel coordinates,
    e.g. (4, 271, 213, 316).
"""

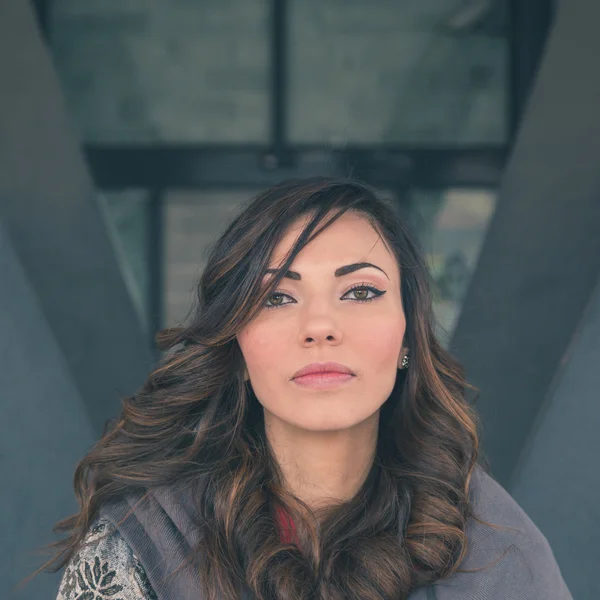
(241, 323, 288, 371)
(356, 316, 405, 360)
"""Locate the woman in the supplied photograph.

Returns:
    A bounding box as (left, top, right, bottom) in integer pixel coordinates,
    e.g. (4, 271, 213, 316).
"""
(35, 177, 570, 599)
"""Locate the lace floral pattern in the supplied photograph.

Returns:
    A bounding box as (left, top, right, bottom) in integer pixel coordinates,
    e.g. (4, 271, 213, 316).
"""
(56, 519, 157, 600)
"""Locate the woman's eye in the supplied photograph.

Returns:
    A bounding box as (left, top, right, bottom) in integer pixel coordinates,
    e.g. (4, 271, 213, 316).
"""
(265, 292, 293, 308)
(343, 285, 386, 303)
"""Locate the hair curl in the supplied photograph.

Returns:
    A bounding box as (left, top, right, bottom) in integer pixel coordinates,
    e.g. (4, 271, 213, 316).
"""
(27, 177, 491, 599)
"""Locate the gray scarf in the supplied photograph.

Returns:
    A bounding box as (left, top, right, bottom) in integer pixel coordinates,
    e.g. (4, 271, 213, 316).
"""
(99, 465, 572, 599)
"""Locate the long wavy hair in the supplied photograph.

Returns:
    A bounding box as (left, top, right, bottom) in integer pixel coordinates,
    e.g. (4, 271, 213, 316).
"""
(28, 177, 489, 599)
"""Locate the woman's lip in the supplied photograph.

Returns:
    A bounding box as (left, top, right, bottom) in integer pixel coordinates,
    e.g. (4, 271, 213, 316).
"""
(292, 362, 355, 379)
(291, 372, 355, 389)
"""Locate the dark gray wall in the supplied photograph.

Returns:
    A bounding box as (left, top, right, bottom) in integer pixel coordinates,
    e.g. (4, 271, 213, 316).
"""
(0, 0, 153, 436)
(0, 224, 95, 599)
(451, 0, 600, 486)
(510, 275, 600, 600)
(0, 1, 153, 597)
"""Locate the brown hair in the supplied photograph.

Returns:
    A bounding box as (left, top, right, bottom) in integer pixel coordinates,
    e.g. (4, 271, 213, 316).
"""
(27, 177, 490, 599)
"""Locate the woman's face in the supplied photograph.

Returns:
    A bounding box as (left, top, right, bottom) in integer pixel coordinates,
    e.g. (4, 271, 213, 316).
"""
(237, 211, 407, 433)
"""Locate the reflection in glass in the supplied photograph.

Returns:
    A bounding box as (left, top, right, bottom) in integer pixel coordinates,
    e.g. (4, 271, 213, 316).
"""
(98, 190, 151, 332)
(164, 190, 254, 326)
(162, 187, 496, 339)
(289, 0, 508, 144)
(410, 188, 497, 344)
(158, 189, 496, 344)
(51, 0, 270, 143)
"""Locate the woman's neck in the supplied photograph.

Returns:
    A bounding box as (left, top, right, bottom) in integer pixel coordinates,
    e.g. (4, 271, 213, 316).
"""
(264, 410, 379, 512)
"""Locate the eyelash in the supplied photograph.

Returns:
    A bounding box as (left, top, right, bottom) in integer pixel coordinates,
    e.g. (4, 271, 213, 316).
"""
(264, 283, 386, 310)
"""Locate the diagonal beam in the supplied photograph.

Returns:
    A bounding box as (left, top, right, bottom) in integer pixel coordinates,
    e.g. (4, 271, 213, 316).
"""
(451, 0, 600, 486)
(509, 273, 600, 597)
(0, 0, 153, 435)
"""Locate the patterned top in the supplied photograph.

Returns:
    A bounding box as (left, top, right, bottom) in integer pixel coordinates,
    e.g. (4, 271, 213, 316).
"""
(56, 509, 295, 600)
(56, 518, 157, 600)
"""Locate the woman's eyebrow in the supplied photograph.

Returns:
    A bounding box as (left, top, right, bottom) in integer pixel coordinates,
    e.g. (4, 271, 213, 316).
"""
(265, 262, 389, 281)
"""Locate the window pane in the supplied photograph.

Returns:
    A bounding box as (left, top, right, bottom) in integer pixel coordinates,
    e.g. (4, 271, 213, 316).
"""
(51, 0, 270, 143)
(289, 0, 508, 145)
(164, 190, 254, 326)
(162, 186, 496, 341)
(410, 188, 497, 344)
(99, 190, 151, 331)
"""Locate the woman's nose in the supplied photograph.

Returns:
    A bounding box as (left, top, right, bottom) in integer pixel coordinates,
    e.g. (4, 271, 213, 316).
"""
(298, 315, 343, 347)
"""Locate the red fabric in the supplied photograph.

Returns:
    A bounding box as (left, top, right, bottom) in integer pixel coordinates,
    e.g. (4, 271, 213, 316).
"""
(275, 504, 298, 544)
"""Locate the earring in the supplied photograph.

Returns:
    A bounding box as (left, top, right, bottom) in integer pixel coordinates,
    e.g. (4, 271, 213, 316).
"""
(400, 354, 410, 369)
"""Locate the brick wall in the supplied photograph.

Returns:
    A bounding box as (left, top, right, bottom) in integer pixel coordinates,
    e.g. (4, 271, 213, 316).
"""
(164, 190, 251, 324)
(51, 0, 506, 144)
(51, 0, 270, 142)
(51, 0, 504, 329)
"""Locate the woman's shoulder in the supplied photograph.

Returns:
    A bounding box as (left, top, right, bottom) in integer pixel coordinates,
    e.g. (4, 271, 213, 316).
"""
(467, 464, 557, 554)
(430, 464, 572, 599)
(56, 517, 157, 600)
